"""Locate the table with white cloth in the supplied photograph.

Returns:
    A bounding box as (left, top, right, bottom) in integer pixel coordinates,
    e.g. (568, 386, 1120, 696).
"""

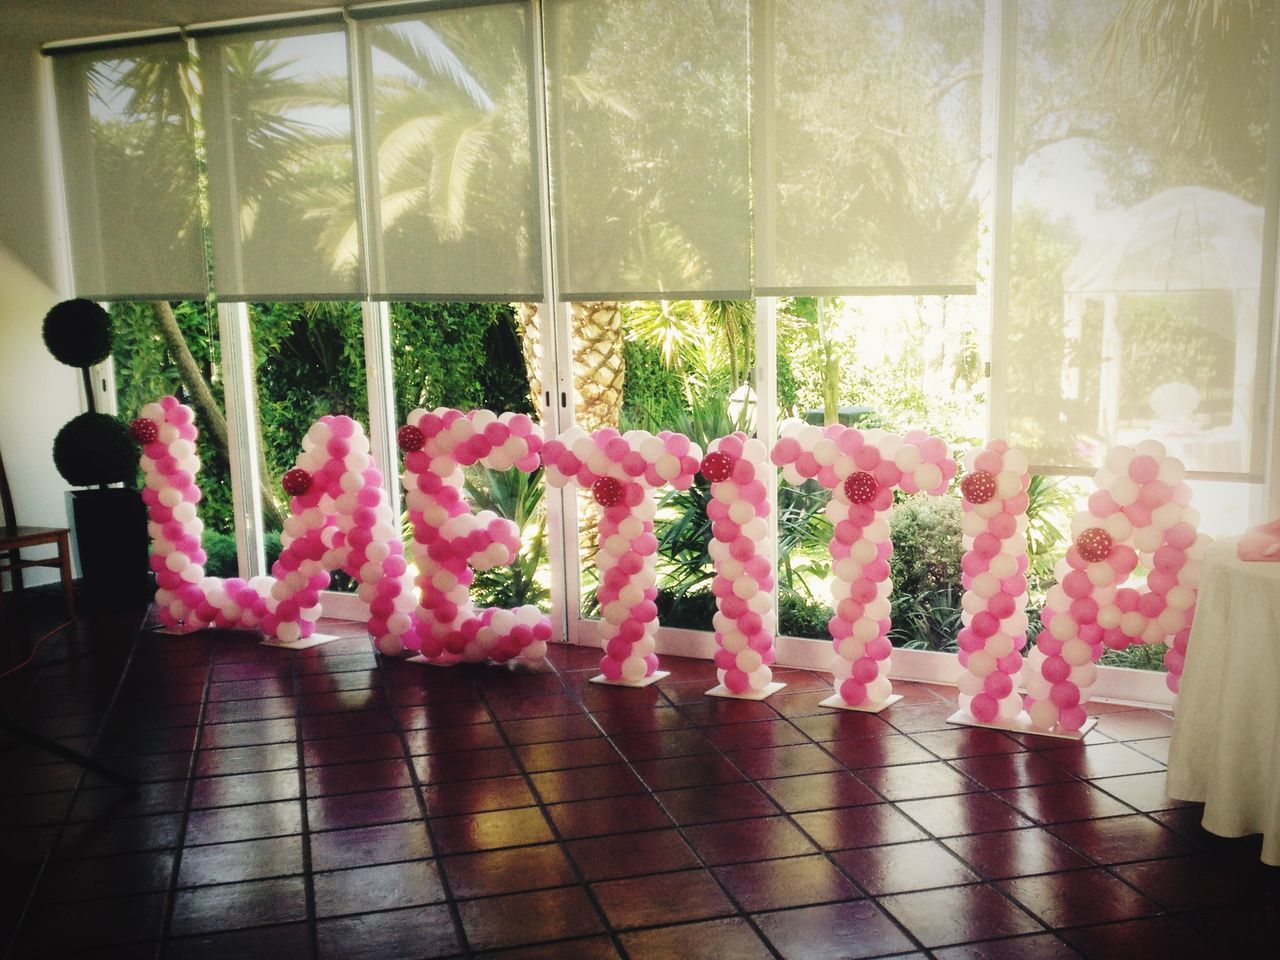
(1168, 537, 1280, 865)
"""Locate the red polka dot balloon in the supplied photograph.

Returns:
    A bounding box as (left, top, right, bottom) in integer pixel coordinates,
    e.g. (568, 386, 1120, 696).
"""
(592, 476, 623, 507)
(282, 468, 313, 497)
(1076, 526, 1115, 563)
(843, 471, 878, 504)
(129, 418, 158, 444)
(961, 469, 997, 504)
(397, 425, 425, 452)
(700, 452, 733, 483)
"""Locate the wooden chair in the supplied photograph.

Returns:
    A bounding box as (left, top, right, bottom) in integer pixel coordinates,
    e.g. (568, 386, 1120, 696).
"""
(0, 443, 76, 618)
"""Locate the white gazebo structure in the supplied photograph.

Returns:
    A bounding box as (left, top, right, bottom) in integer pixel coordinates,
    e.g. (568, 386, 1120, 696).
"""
(1062, 185, 1265, 475)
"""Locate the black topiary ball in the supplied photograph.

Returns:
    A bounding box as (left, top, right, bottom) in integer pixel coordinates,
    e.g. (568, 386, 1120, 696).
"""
(52, 412, 137, 487)
(42, 298, 113, 369)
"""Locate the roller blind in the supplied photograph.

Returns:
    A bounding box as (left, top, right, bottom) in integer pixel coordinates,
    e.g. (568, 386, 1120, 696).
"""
(52, 41, 207, 300)
(199, 22, 363, 300)
(1000, 0, 1275, 477)
(545, 0, 753, 300)
(754, 0, 986, 295)
(357, 2, 542, 300)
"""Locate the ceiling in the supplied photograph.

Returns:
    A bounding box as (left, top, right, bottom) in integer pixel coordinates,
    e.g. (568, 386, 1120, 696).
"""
(0, 1, 333, 45)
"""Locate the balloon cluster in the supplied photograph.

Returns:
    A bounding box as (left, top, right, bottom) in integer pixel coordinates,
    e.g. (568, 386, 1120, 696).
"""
(543, 426, 701, 682)
(400, 408, 550, 664)
(136, 399, 411, 649)
(703, 432, 777, 695)
(281, 414, 417, 652)
(1025, 440, 1207, 731)
(772, 420, 956, 708)
(136, 398, 230, 631)
(955, 441, 1032, 725)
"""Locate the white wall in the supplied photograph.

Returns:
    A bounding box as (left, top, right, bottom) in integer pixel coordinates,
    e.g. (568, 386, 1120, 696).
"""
(0, 39, 81, 585)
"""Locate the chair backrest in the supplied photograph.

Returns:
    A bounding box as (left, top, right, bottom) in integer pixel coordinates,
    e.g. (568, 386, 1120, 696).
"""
(0, 443, 19, 534)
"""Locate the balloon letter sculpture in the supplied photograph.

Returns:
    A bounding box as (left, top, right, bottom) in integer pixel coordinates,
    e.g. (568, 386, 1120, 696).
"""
(399, 408, 552, 665)
(135, 397, 418, 651)
(1023, 441, 1207, 733)
(954, 441, 1032, 727)
(542, 426, 701, 686)
(702, 432, 784, 700)
(771, 419, 956, 711)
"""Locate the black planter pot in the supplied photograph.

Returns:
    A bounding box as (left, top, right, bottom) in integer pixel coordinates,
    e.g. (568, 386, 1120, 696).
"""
(72, 488, 152, 611)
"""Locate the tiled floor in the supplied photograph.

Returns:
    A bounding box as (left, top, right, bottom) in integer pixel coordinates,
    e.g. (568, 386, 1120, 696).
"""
(2, 597, 1277, 959)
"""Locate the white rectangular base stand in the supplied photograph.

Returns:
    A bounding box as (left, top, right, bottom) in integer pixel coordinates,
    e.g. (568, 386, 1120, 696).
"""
(260, 632, 341, 650)
(589, 670, 670, 688)
(154, 624, 204, 636)
(819, 693, 903, 714)
(705, 681, 787, 701)
(946, 708, 1098, 741)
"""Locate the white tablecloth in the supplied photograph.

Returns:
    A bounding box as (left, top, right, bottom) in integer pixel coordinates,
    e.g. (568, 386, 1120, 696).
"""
(1168, 537, 1280, 865)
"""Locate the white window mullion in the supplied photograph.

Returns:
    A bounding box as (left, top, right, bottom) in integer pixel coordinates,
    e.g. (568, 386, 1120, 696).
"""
(982, 0, 1016, 442)
(218, 301, 267, 580)
(755, 296, 780, 634)
(530, 0, 577, 645)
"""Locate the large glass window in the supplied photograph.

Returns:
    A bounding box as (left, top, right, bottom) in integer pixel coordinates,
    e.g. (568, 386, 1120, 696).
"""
(1002, 0, 1275, 478)
(111, 300, 240, 576)
(250, 301, 369, 589)
(390, 301, 549, 612)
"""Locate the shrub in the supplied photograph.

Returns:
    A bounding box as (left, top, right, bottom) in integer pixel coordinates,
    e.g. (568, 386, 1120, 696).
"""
(52, 412, 137, 487)
(42, 298, 113, 368)
(778, 590, 834, 639)
(889, 494, 963, 596)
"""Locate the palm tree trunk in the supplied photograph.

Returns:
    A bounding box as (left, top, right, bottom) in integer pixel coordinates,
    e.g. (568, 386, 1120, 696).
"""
(149, 301, 285, 528)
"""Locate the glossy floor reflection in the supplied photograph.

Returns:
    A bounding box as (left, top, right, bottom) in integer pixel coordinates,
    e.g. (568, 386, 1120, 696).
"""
(2, 597, 1277, 959)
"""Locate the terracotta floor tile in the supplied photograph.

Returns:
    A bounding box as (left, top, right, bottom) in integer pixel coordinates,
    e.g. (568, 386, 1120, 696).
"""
(655, 781, 778, 826)
(171, 876, 307, 936)
(632, 753, 746, 791)
(500, 714, 601, 745)
(458, 885, 604, 950)
(1048, 814, 1196, 864)
(758, 770, 880, 813)
(949, 752, 1075, 791)
(177, 835, 303, 886)
(931, 933, 1081, 960)
(593, 868, 735, 929)
(431, 805, 553, 854)
(1092, 710, 1175, 742)
(911, 727, 1026, 760)
(943, 827, 1094, 880)
(716, 854, 861, 911)
(568, 828, 700, 881)
(880, 883, 1043, 948)
(516, 737, 622, 772)
(1111, 854, 1264, 912)
(306, 787, 420, 831)
(754, 900, 915, 960)
(545, 794, 674, 839)
(823, 733, 937, 768)
(619, 916, 774, 960)
(443, 842, 579, 898)
(1060, 915, 1219, 959)
(315, 903, 459, 959)
(1039, 741, 1165, 779)
(834, 839, 980, 895)
(996, 781, 1135, 824)
(858, 761, 981, 801)
(37, 850, 174, 902)
(309, 820, 433, 871)
(313, 859, 445, 917)
(610, 728, 716, 762)
(423, 774, 536, 816)
(998, 867, 1162, 928)
(167, 921, 311, 960)
(684, 815, 817, 865)
(727, 743, 846, 779)
(413, 746, 521, 784)
(529, 763, 647, 803)
(304, 758, 413, 797)
(896, 792, 1033, 837)
(794, 803, 929, 851)
(703, 718, 810, 751)
(789, 711, 897, 743)
(1092, 772, 1191, 812)
(476, 936, 621, 960)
